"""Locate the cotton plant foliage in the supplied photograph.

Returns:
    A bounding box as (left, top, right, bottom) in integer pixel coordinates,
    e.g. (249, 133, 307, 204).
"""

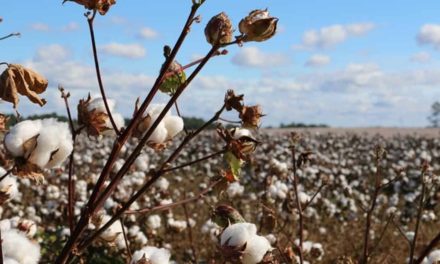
(4, 118, 73, 180)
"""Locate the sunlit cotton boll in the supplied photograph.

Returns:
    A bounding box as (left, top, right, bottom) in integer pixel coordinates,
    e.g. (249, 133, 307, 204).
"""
(147, 215, 162, 230)
(220, 222, 272, 264)
(227, 182, 244, 198)
(0, 174, 19, 201)
(5, 119, 73, 169)
(130, 246, 171, 264)
(2, 229, 40, 264)
(99, 215, 123, 242)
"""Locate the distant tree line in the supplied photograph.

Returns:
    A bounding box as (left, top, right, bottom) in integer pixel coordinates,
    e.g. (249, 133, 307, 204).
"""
(4, 112, 329, 129)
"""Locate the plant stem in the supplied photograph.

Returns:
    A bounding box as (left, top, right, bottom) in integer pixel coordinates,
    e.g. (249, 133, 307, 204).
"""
(291, 144, 304, 264)
(87, 11, 120, 135)
(409, 172, 427, 264)
(183, 201, 198, 264)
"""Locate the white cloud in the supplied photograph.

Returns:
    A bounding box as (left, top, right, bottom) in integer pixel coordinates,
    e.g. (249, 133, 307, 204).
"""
(34, 44, 71, 62)
(231, 47, 289, 68)
(410, 51, 431, 63)
(305, 54, 331, 67)
(138, 27, 158, 39)
(417, 24, 440, 49)
(62, 22, 79, 32)
(31, 23, 50, 32)
(295, 23, 375, 49)
(99, 43, 146, 59)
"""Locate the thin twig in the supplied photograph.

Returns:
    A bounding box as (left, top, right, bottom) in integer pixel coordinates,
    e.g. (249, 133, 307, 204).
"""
(218, 117, 242, 124)
(120, 218, 132, 261)
(162, 149, 226, 173)
(369, 214, 394, 258)
(0, 32, 20, 41)
(125, 179, 222, 215)
(392, 219, 412, 245)
(290, 144, 304, 264)
(60, 87, 77, 234)
(183, 200, 198, 264)
(409, 169, 427, 264)
(302, 183, 325, 211)
(87, 11, 120, 135)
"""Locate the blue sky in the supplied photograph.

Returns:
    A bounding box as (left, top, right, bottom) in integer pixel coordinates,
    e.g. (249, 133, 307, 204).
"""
(1, 0, 440, 127)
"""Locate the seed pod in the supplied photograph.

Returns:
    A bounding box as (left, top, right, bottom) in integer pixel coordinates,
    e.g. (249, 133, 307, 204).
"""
(205, 12, 233, 46)
(63, 0, 116, 15)
(239, 9, 278, 42)
(159, 61, 186, 95)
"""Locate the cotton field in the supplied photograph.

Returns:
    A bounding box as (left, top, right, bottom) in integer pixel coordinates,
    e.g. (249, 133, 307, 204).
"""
(0, 128, 439, 263)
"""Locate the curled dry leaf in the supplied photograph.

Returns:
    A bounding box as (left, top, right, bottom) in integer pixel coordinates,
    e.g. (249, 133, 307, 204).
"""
(0, 64, 48, 108)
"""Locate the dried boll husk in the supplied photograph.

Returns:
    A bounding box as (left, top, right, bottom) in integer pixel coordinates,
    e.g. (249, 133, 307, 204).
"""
(239, 9, 278, 42)
(0, 64, 48, 108)
(63, 0, 116, 15)
(205, 12, 233, 46)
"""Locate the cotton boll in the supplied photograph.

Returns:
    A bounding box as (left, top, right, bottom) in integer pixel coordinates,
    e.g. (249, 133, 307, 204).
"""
(135, 154, 149, 171)
(4, 120, 42, 157)
(428, 249, 440, 263)
(131, 246, 171, 264)
(231, 128, 253, 140)
(99, 215, 123, 242)
(2, 229, 40, 264)
(3, 258, 19, 264)
(221, 223, 271, 264)
(146, 104, 171, 118)
(147, 215, 162, 230)
(103, 113, 125, 135)
(241, 235, 272, 264)
(227, 182, 244, 198)
(0, 176, 19, 200)
(87, 97, 114, 113)
(163, 115, 184, 139)
(147, 120, 168, 144)
(221, 223, 257, 248)
(154, 178, 169, 191)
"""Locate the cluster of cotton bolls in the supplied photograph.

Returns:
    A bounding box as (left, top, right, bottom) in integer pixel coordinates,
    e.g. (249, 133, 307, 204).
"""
(4, 118, 72, 176)
(0, 126, 439, 262)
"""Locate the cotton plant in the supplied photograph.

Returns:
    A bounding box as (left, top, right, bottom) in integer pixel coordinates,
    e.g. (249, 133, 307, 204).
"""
(4, 118, 73, 181)
(2, 228, 40, 264)
(219, 222, 273, 264)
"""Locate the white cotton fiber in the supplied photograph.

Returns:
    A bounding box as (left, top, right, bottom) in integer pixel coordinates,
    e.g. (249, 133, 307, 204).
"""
(4, 120, 42, 157)
(2, 229, 40, 264)
(131, 246, 171, 264)
(163, 115, 184, 139)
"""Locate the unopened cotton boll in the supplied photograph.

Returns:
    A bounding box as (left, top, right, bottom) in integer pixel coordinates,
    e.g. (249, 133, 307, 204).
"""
(220, 222, 272, 264)
(2, 229, 40, 264)
(130, 246, 171, 264)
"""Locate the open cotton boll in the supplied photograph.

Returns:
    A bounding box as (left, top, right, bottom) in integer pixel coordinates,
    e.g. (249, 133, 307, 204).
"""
(241, 235, 272, 264)
(428, 249, 440, 263)
(4, 120, 42, 157)
(99, 215, 123, 242)
(163, 115, 184, 139)
(2, 229, 40, 264)
(135, 154, 149, 171)
(4, 258, 20, 264)
(147, 215, 162, 230)
(221, 223, 272, 264)
(231, 127, 253, 140)
(154, 178, 169, 191)
(147, 119, 168, 144)
(27, 119, 73, 169)
(131, 246, 171, 264)
(0, 176, 19, 200)
(146, 104, 171, 118)
(220, 222, 257, 248)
